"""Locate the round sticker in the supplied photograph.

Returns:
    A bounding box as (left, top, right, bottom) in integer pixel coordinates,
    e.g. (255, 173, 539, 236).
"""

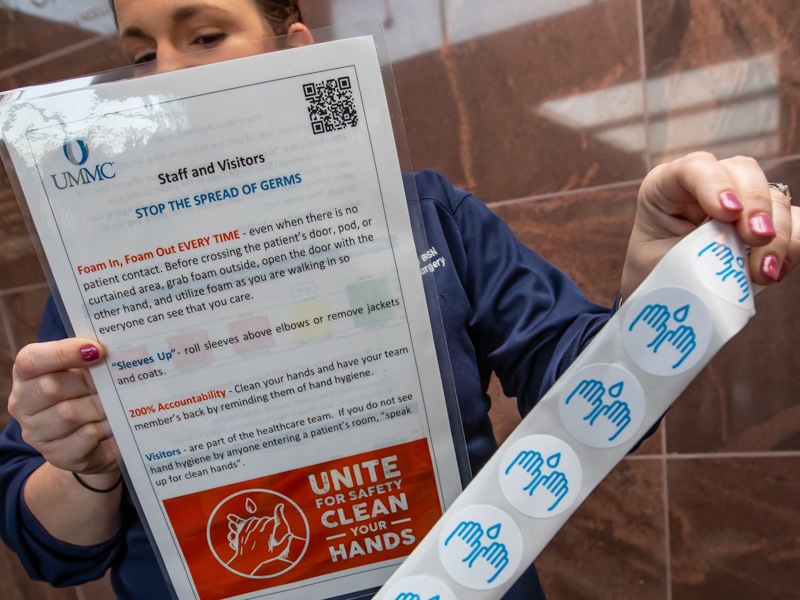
(383, 575, 458, 600)
(622, 287, 712, 376)
(438, 505, 523, 590)
(206, 489, 309, 579)
(498, 435, 583, 518)
(558, 364, 646, 448)
(692, 225, 754, 310)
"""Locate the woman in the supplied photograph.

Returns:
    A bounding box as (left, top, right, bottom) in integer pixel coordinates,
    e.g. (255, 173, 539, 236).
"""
(1, 1, 798, 599)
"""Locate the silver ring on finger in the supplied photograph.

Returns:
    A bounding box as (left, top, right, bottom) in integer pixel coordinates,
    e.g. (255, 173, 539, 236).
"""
(768, 182, 791, 201)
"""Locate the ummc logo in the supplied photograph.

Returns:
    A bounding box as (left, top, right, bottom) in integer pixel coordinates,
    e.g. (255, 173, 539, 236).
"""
(51, 138, 115, 190)
(63, 139, 89, 166)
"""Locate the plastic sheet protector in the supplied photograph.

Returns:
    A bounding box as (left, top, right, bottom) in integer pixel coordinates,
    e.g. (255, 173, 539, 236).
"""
(0, 36, 465, 600)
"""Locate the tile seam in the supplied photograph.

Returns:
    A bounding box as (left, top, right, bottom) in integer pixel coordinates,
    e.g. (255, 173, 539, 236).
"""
(636, 0, 653, 172)
(624, 449, 800, 460)
(485, 178, 644, 208)
(0, 296, 17, 355)
(662, 415, 672, 600)
(667, 450, 800, 459)
(762, 152, 800, 168)
(0, 35, 111, 82)
(0, 282, 49, 298)
(438, 0, 476, 192)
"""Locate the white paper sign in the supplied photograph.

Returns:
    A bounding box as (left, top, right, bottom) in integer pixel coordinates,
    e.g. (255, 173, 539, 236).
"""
(1, 37, 463, 600)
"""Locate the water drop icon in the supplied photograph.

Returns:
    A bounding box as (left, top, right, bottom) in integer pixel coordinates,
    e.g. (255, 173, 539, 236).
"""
(547, 453, 561, 469)
(673, 304, 690, 322)
(486, 524, 502, 540)
(609, 381, 624, 398)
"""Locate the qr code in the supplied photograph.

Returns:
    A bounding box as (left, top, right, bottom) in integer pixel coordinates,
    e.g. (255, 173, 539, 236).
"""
(303, 76, 359, 135)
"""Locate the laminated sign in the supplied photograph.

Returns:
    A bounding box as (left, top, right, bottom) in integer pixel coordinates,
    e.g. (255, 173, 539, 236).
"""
(1, 34, 466, 600)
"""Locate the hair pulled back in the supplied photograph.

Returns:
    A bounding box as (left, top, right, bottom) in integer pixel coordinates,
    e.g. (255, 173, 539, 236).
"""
(109, 0, 303, 35)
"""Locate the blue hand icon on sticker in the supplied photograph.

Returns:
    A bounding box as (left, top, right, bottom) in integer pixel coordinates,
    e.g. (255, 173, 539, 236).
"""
(442, 521, 509, 584)
(438, 506, 522, 590)
(693, 222, 754, 309)
(499, 435, 582, 518)
(623, 287, 712, 376)
(505, 451, 569, 512)
(383, 576, 457, 600)
(629, 303, 697, 370)
(559, 364, 646, 448)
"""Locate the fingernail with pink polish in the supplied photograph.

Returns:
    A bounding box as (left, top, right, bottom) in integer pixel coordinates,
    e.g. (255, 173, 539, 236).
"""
(778, 260, 790, 282)
(719, 192, 743, 211)
(761, 255, 780, 281)
(80, 344, 99, 362)
(749, 213, 776, 237)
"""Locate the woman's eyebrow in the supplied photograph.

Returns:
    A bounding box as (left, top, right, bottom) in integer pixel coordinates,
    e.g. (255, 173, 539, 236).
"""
(120, 5, 229, 40)
(121, 25, 149, 40)
(172, 5, 229, 23)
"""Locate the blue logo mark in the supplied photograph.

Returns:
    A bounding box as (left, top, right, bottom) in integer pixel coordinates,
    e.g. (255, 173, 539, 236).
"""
(504, 450, 570, 511)
(565, 379, 632, 441)
(444, 521, 509, 584)
(698, 241, 750, 303)
(63, 138, 89, 166)
(393, 595, 440, 600)
(629, 303, 696, 369)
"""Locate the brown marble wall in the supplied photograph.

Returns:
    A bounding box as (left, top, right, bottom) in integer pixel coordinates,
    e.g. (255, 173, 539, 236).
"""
(1, 1, 798, 599)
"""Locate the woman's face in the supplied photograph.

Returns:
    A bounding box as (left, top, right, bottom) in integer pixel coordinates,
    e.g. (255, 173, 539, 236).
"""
(114, 0, 302, 68)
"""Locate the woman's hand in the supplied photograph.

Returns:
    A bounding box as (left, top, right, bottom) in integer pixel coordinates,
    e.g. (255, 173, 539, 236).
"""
(622, 152, 800, 300)
(8, 338, 119, 476)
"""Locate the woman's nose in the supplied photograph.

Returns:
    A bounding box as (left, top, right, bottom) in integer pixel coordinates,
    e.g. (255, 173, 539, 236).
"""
(155, 43, 194, 73)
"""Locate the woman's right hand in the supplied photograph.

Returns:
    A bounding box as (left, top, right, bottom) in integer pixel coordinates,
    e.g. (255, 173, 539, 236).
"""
(8, 338, 119, 475)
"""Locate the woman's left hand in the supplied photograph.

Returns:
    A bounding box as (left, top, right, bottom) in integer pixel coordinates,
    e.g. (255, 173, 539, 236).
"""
(621, 151, 800, 300)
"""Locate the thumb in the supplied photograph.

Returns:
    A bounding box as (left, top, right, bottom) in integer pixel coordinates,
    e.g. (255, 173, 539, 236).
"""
(14, 337, 105, 382)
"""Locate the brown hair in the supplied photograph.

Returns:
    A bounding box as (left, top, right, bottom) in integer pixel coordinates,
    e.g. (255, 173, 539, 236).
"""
(251, 0, 303, 35)
(108, 1, 303, 35)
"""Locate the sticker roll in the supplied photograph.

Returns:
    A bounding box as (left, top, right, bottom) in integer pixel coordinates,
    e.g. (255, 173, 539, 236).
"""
(374, 219, 757, 599)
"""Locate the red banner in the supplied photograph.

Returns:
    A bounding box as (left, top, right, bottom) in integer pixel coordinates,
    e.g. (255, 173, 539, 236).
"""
(163, 438, 442, 600)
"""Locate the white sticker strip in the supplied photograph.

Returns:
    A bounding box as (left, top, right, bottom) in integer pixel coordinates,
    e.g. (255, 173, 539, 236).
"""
(383, 575, 458, 600)
(374, 220, 756, 600)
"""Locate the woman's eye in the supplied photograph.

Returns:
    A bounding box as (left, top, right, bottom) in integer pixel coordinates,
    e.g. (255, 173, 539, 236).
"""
(193, 33, 227, 46)
(134, 52, 157, 65)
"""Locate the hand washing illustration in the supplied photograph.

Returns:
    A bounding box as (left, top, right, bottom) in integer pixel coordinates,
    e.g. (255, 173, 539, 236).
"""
(697, 240, 750, 303)
(224, 500, 307, 577)
(691, 225, 754, 309)
(564, 379, 631, 442)
(559, 365, 646, 448)
(498, 436, 582, 519)
(392, 594, 443, 600)
(443, 521, 509, 585)
(504, 451, 569, 512)
(622, 287, 712, 376)
(438, 506, 523, 589)
(384, 575, 457, 600)
(207, 489, 309, 579)
(628, 303, 697, 370)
